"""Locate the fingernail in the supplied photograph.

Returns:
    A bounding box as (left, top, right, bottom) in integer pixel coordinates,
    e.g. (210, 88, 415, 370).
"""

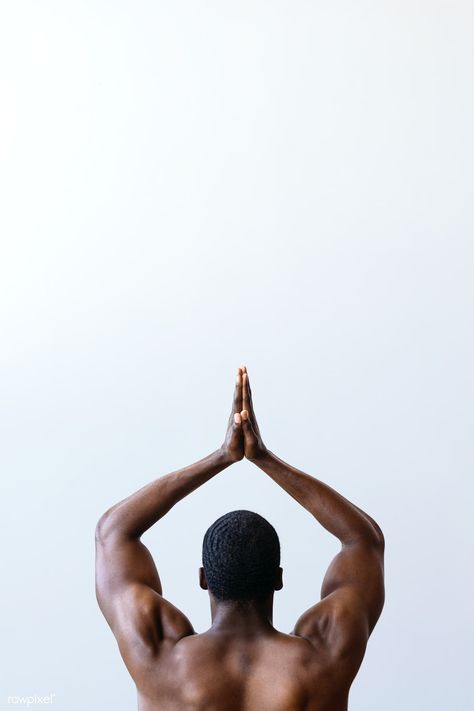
(234, 413, 241, 424)
(241, 410, 248, 420)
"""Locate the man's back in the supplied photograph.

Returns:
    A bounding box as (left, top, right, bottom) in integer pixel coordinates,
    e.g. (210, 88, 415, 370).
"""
(95, 367, 384, 710)
(135, 629, 348, 711)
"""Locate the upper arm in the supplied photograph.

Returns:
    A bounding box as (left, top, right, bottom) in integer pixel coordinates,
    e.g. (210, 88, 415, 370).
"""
(95, 520, 194, 672)
(293, 536, 385, 675)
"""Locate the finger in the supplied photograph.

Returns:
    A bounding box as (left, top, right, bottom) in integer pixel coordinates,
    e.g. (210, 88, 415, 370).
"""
(234, 412, 242, 425)
(242, 366, 252, 394)
(231, 368, 243, 417)
(241, 409, 251, 431)
(242, 371, 256, 420)
(242, 371, 250, 412)
(241, 410, 256, 442)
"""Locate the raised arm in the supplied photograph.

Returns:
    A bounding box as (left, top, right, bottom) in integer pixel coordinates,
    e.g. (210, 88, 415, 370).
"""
(240, 367, 384, 680)
(95, 368, 245, 677)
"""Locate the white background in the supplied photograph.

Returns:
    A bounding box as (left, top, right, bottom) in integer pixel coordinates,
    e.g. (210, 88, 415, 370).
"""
(1, 2, 473, 709)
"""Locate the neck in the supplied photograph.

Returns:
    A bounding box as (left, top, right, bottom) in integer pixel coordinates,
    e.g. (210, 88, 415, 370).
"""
(209, 594, 275, 635)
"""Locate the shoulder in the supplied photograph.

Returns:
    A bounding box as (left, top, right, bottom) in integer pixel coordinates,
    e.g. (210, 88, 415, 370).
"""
(111, 584, 195, 665)
(292, 590, 371, 682)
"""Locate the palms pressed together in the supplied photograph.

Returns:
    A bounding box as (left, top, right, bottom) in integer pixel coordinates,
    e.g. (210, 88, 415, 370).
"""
(221, 366, 267, 464)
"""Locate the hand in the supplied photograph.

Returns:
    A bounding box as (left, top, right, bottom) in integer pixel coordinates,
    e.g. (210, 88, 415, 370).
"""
(241, 366, 268, 462)
(220, 367, 245, 464)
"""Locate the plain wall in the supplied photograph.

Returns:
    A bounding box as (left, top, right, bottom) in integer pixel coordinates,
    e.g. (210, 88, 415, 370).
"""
(1, 2, 473, 709)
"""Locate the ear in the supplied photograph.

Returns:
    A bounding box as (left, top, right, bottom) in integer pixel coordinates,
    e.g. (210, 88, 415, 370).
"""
(199, 566, 208, 590)
(274, 566, 283, 591)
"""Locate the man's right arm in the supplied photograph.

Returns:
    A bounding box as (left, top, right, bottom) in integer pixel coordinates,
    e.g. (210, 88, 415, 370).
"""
(255, 449, 385, 674)
(239, 367, 384, 680)
(254, 448, 384, 548)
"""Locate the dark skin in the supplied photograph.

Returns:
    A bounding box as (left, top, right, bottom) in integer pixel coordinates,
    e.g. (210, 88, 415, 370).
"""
(95, 367, 385, 710)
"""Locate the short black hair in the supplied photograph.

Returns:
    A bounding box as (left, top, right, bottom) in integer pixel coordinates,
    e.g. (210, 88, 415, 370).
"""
(202, 510, 281, 601)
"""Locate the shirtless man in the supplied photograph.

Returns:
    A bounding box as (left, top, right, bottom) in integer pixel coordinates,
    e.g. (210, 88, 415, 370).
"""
(95, 367, 385, 710)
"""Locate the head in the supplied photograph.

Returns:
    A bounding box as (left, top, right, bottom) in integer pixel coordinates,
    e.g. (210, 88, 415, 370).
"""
(199, 510, 283, 602)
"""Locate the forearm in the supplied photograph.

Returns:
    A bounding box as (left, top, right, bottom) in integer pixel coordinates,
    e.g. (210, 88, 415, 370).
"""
(96, 448, 231, 541)
(254, 450, 383, 546)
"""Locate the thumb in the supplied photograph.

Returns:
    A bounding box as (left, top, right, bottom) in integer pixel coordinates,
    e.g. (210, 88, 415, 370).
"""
(233, 412, 242, 425)
(240, 410, 251, 431)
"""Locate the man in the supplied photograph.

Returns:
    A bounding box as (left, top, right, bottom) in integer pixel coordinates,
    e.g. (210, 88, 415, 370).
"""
(95, 367, 385, 710)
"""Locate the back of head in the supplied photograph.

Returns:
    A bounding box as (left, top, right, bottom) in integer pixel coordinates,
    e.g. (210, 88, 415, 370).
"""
(202, 510, 281, 601)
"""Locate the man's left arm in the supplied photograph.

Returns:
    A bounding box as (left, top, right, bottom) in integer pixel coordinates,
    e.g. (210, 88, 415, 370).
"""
(95, 368, 245, 670)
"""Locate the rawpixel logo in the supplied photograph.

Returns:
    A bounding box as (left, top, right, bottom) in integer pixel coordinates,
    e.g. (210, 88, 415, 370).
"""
(7, 694, 55, 705)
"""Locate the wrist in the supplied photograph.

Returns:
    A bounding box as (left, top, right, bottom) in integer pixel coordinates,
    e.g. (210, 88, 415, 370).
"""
(249, 446, 272, 465)
(217, 445, 237, 468)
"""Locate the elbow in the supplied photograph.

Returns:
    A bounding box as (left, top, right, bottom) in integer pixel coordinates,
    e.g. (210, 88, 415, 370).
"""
(95, 508, 117, 544)
(95, 513, 108, 545)
(370, 522, 385, 552)
(95, 504, 136, 544)
(372, 519, 385, 552)
(350, 521, 385, 552)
